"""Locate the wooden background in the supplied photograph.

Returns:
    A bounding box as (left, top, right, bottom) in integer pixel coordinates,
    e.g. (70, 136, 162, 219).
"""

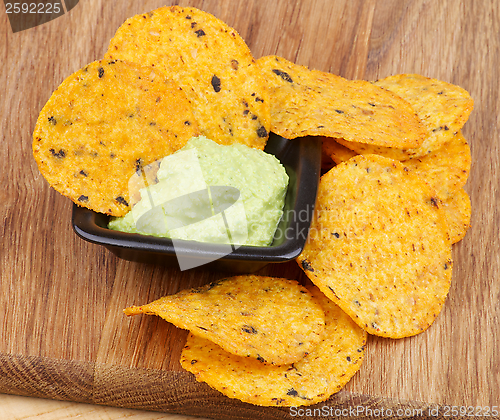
(1, 0, 499, 418)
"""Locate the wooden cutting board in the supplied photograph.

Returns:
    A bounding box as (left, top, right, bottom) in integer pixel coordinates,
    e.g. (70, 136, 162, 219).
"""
(1, 0, 498, 418)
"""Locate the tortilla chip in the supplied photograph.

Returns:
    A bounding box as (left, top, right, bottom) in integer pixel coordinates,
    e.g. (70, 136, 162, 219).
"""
(105, 6, 270, 149)
(331, 132, 471, 201)
(441, 188, 471, 244)
(124, 276, 325, 365)
(337, 74, 474, 160)
(180, 286, 366, 407)
(255, 55, 426, 148)
(33, 59, 198, 216)
(322, 137, 357, 165)
(297, 154, 452, 338)
(402, 131, 471, 200)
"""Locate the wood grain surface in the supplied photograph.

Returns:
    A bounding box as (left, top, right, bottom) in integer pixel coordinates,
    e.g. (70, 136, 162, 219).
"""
(1, 0, 499, 418)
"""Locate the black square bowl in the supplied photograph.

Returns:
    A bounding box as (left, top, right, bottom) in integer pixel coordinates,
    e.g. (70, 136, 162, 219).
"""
(72, 133, 321, 273)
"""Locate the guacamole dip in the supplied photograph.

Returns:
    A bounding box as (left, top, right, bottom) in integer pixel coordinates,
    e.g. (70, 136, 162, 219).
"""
(108, 136, 289, 246)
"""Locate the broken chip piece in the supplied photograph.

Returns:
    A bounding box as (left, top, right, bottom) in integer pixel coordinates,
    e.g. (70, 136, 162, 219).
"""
(124, 275, 326, 365)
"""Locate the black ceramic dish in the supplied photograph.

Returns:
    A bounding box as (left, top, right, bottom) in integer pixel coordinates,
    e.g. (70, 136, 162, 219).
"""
(72, 133, 321, 273)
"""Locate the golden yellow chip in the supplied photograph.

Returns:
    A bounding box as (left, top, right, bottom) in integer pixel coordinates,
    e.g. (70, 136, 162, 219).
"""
(297, 154, 452, 338)
(33, 59, 198, 216)
(180, 286, 366, 407)
(105, 6, 270, 149)
(332, 132, 471, 201)
(441, 188, 471, 244)
(337, 74, 474, 160)
(322, 137, 357, 164)
(335, 137, 410, 161)
(402, 131, 471, 201)
(255, 55, 426, 148)
(124, 276, 325, 365)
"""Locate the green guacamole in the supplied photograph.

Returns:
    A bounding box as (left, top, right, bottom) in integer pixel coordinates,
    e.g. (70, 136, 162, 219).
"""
(108, 136, 289, 246)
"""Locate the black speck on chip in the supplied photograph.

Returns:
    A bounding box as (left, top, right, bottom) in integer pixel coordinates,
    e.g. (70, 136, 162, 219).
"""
(79, 170, 88, 177)
(78, 195, 89, 202)
(256, 126, 268, 138)
(98, 67, 104, 78)
(115, 196, 129, 206)
(49, 148, 66, 158)
(301, 259, 314, 272)
(184, 120, 191, 126)
(242, 325, 258, 334)
(135, 158, 143, 173)
(48, 116, 57, 125)
(272, 69, 293, 83)
(195, 29, 206, 37)
(211, 75, 221, 92)
(286, 388, 299, 397)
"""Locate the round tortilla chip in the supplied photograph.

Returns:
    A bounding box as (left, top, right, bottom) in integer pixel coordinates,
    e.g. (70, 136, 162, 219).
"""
(105, 6, 270, 149)
(180, 286, 366, 407)
(33, 59, 198, 216)
(124, 276, 325, 366)
(298, 154, 452, 338)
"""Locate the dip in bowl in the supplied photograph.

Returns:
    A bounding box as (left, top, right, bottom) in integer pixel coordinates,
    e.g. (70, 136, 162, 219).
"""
(72, 133, 321, 272)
